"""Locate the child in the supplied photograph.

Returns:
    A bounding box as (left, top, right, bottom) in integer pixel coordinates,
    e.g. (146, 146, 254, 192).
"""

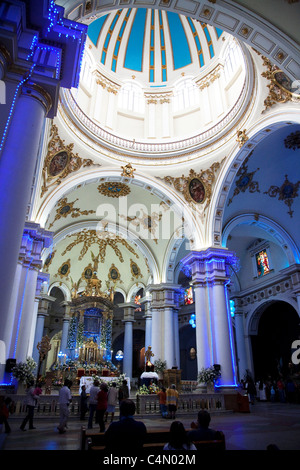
(34, 383, 43, 397)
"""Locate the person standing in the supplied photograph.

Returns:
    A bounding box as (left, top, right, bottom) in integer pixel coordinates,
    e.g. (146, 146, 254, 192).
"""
(88, 379, 100, 429)
(80, 384, 88, 421)
(118, 379, 129, 405)
(57, 379, 72, 434)
(96, 383, 108, 433)
(20, 380, 38, 431)
(105, 382, 118, 423)
(166, 384, 179, 420)
(157, 387, 168, 418)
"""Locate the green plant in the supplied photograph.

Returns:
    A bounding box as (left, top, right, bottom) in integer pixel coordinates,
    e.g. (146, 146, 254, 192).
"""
(12, 357, 37, 385)
(197, 366, 221, 385)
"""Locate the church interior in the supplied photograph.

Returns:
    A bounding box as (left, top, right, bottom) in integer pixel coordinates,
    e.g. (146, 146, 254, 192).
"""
(0, 0, 300, 452)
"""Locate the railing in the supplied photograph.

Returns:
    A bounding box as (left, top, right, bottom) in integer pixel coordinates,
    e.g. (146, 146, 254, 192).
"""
(6, 392, 225, 419)
(136, 393, 225, 416)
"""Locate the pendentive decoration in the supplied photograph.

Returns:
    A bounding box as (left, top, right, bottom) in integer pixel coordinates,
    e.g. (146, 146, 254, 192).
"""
(119, 209, 162, 244)
(227, 151, 260, 205)
(108, 264, 122, 284)
(43, 250, 56, 272)
(48, 197, 96, 229)
(264, 174, 300, 218)
(130, 259, 143, 281)
(41, 125, 97, 197)
(159, 160, 225, 213)
(97, 182, 131, 198)
(261, 57, 300, 113)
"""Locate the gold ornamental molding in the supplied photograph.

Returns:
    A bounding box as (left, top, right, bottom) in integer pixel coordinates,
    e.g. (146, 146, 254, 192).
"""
(159, 159, 225, 213)
(236, 129, 249, 148)
(48, 197, 96, 229)
(261, 57, 300, 113)
(97, 181, 131, 198)
(121, 163, 136, 178)
(41, 124, 97, 197)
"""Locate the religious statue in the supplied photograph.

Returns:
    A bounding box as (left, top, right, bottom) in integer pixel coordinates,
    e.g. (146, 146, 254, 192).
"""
(85, 273, 102, 296)
(145, 346, 154, 367)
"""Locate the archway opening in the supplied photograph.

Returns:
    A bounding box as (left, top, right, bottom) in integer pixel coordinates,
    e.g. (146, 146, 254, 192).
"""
(251, 301, 300, 381)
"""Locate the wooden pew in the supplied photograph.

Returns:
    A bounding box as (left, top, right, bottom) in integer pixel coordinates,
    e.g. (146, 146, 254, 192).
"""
(80, 426, 226, 451)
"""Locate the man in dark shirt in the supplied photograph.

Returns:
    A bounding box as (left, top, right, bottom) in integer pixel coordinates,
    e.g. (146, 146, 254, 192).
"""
(187, 410, 220, 441)
(104, 399, 147, 452)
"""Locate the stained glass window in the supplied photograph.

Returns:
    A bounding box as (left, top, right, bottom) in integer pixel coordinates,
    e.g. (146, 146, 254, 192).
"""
(255, 249, 270, 278)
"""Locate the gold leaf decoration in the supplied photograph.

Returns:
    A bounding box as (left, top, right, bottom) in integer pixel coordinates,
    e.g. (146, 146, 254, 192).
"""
(97, 182, 131, 198)
(41, 125, 97, 197)
(61, 229, 139, 262)
(48, 197, 96, 228)
(159, 160, 225, 213)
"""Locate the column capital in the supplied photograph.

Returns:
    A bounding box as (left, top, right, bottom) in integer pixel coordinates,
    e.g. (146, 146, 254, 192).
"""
(21, 82, 53, 115)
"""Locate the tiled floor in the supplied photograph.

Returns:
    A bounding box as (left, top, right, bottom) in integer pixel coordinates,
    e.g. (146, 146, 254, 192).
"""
(1, 401, 300, 453)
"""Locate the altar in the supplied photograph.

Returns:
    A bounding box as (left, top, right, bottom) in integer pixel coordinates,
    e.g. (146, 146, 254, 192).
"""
(80, 376, 130, 394)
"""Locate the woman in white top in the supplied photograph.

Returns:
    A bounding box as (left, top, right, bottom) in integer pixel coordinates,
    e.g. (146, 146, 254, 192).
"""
(105, 382, 118, 423)
(164, 421, 197, 451)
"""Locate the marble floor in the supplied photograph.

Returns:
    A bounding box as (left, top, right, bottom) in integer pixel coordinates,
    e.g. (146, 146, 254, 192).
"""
(1, 401, 299, 460)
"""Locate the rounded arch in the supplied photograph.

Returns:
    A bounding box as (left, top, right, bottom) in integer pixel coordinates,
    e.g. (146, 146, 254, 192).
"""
(211, 114, 300, 248)
(36, 169, 204, 252)
(48, 282, 71, 301)
(127, 283, 145, 303)
(61, 0, 300, 81)
(222, 213, 300, 265)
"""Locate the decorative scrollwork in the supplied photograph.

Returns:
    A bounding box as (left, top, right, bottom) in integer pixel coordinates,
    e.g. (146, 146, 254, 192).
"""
(41, 125, 97, 197)
(48, 197, 96, 228)
(227, 151, 260, 205)
(264, 174, 300, 218)
(97, 182, 131, 198)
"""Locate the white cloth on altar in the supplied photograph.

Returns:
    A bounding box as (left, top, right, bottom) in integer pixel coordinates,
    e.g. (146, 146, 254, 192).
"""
(80, 376, 130, 394)
(140, 371, 159, 380)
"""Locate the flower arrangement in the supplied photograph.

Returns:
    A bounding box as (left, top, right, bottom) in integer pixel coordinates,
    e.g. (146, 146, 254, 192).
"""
(137, 383, 160, 395)
(154, 359, 167, 374)
(12, 357, 37, 385)
(197, 366, 221, 385)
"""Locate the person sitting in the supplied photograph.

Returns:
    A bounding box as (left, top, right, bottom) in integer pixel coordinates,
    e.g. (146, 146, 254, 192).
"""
(164, 421, 196, 451)
(104, 399, 147, 452)
(187, 410, 220, 442)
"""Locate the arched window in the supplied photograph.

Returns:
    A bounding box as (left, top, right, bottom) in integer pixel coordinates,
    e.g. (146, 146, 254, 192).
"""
(172, 78, 200, 112)
(118, 82, 145, 114)
(223, 39, 244, 83)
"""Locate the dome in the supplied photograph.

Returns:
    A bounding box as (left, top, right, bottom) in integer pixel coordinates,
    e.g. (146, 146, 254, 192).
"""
(87, 8, 224, 86)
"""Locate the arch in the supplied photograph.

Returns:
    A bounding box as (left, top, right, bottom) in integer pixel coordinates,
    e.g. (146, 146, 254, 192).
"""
(36, 169, 204, 252)
(211, 115, 300, 248)
(127, 282, 146, 303)
(222, 213, 300, 265)
(48, 281, 71, 301)
(61, 0, 300, 81)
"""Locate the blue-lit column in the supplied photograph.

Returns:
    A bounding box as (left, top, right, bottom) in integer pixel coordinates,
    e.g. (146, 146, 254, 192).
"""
(206, 249, 238, 389)
(0, 83, 52, 361)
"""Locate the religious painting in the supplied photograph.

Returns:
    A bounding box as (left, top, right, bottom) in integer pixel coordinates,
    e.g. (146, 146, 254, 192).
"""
(82, 263, 93, 280)
(108, 264, 120, 283)
(188, 178, 206, 204)
(273, 70, 293, 94)
(255, 250, 270, 278)
(130, 259, 141, 280)
(184, 286, 194, 305)
(43, 250, 56, 271)
(57, 259, 71, 278)
(48, 150, 69, 177)
(59, 204, 71, 215)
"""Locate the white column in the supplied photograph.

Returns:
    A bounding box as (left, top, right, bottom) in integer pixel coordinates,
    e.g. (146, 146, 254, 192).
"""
(150, 307, 162, 362)
(164, 307, 175, 368)
(234, 310, 248, 381)
(173, 309, 180, 369)
(210, 280, 236, 387)
(123, 320, 134, 380)
(193, 282, 212, 371)
(15, 265, 39, 362)
(32, 312, 47, 367)
(0, 83, 52, 350)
